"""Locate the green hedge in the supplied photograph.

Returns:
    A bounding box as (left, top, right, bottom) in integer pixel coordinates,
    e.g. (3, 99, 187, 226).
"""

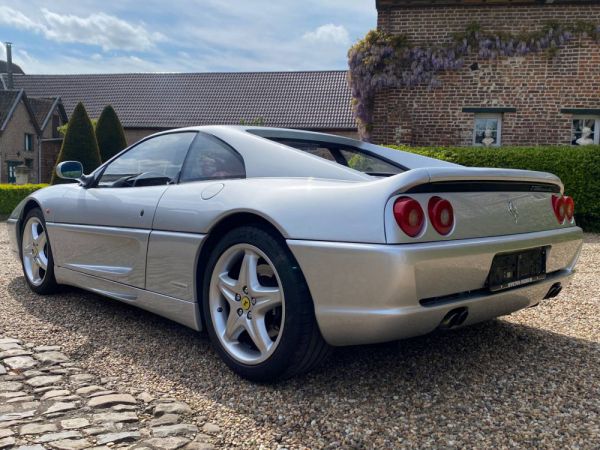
(387, 145, 600, 232)
(0, 184, 48, 215)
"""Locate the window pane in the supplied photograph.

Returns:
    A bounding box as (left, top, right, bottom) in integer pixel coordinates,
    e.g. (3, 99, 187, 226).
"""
(572, 119, 596, 145)
(268, 138, 403, 176)
(474, 118, 499, 145)
(339, 149, 401, 175)
(180, 133, 245, 182)
(99, 132, 195, 187)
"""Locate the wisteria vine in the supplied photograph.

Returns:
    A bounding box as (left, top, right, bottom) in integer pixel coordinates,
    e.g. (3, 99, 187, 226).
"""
(348, 21, 600, 141)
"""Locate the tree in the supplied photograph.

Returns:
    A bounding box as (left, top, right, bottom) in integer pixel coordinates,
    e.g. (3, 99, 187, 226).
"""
(51, 102, 101, 184)
(95, 105, 128, 162)
(57, 118, 97, 137)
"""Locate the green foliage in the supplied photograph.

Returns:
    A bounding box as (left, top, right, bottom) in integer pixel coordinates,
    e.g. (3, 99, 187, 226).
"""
(57, 118, 97, 137)
(0, 184, 47, 215)
(387, 144, 600, 231)
(239, 117, 266, 126)
(96, 105, 128, 162)
(51, 103, 101, 185)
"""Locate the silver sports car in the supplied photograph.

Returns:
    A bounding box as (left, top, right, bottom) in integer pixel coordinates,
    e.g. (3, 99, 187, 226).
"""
(7, 126, 582, 381)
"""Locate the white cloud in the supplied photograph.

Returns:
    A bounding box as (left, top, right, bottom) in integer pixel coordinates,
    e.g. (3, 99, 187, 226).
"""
(0, 6, 165, 52)
(302, 24, 350, 45)
(0, 0, 376, 73)
(0, 6, 40, 31)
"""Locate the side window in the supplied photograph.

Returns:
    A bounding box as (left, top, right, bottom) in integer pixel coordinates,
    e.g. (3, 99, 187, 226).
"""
(98, 132, 196, 188)
(179, 133, 245, 182)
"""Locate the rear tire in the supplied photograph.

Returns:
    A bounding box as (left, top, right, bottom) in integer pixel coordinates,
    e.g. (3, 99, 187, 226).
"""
(20, 208, 59, 295)
(202, 225, 330, 382)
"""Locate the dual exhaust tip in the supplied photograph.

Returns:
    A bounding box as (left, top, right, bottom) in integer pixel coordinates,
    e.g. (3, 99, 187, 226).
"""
(439, 282, 563, 330)
(544, 282, 563, 300)
(439, 307, 468, 330)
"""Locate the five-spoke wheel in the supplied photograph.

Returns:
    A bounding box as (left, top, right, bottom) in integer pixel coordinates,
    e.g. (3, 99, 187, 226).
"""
(209, 244, 284, 365)
(203, 225, 330, 381)
(20, 208, 58, 294)
(22, 216, 49, 286)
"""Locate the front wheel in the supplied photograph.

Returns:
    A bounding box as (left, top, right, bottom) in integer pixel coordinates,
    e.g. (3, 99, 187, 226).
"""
(202, 226, 330, 382)
(20, 208, 59, 295)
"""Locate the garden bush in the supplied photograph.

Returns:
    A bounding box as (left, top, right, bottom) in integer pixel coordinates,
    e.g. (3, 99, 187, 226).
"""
(51, 102, 101, 185)
(96, 105, 128, 162)
(0, 184, 47, 215)
(388, 145, 600, 232)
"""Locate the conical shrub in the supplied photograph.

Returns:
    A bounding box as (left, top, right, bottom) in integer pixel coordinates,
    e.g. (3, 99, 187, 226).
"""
(51, 102, 101, 184)
(96, 105, 128, 162)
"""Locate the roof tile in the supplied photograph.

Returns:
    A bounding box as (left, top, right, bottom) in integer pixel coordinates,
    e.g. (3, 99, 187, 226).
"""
(9, 71, 356, 130)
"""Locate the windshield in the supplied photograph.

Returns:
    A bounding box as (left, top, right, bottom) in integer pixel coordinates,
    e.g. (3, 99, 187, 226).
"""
(268, 138, 404, 177)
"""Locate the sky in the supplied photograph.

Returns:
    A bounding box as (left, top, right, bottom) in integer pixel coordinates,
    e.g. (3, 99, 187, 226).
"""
(0, 0, 376, 74)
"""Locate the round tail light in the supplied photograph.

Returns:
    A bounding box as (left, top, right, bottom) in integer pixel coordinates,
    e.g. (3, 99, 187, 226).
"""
(564, 196, 575, 221)
(552, 195, 566, 223)
(393, 197, 424, 237)
(428, 196, 454, 235)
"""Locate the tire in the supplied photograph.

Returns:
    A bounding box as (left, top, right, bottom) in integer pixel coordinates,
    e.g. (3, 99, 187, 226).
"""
(20, 208, 59, 295)
(202, 225, 330, 382)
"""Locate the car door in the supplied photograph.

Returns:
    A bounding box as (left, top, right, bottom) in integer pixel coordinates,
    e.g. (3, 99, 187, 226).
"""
(147, 132, 246, 301)
(50, 132, 197, 288)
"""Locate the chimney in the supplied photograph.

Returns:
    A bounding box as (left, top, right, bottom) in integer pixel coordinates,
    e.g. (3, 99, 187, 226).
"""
(5, 42, 13, 89)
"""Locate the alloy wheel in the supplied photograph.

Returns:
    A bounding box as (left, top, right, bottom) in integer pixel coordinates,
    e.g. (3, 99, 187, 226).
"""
(22, 216, 49, 286)
(209, 243, 285, 365)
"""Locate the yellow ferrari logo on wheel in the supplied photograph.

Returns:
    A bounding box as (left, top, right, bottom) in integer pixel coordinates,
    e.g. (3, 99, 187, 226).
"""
(241, 296, 251, 310)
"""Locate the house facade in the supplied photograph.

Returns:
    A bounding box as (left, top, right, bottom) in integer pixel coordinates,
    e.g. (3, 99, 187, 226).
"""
(372, 0, 600, 147)
(0, 90, 67, 184)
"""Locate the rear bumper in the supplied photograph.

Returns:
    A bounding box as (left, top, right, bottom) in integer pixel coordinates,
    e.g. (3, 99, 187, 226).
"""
(288, 227, 583, 346)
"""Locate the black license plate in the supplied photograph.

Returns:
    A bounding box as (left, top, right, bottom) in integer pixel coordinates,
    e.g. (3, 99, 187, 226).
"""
(487, 247, 547, 292)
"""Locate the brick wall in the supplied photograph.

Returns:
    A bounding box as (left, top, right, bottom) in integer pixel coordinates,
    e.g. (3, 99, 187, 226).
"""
(0, 102, 39, 183)
(40, 139, 62, 183)
(372, 3, 600, 146)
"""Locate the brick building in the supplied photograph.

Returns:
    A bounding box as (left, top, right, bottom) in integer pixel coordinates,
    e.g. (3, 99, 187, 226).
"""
(372, 0, 600, 147)
(0, 89, 67, 184)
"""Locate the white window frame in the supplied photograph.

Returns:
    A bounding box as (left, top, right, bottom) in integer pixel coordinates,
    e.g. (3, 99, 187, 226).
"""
(571, 115, 600, 145)
(473, 113, 502, 147)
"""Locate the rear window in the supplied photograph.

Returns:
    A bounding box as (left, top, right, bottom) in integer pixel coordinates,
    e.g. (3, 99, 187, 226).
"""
(268, 138, 404, 177)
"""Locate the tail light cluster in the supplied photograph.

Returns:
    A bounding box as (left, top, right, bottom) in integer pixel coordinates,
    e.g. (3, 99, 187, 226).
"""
(552, 195, 575, 224)
(393, 196, 454, 237)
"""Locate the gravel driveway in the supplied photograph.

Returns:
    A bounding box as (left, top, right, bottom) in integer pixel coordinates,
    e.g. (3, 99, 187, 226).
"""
(1, 222, 599, 449)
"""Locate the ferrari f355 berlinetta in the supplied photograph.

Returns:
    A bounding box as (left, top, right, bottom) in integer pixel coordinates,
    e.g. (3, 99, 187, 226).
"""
(7, 126, 582, 381)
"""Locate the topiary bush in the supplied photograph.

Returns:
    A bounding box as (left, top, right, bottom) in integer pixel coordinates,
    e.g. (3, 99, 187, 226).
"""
(388, 144, 600, 231)
(96, 105, 128, 163)
(0, 184, 48, 215)
(51, 102, 101, 185)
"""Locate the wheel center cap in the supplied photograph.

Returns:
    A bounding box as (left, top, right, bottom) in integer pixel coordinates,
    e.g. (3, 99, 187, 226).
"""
(241, 296, 251, 311)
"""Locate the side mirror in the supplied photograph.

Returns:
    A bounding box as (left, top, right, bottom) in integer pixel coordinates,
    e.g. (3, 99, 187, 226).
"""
(56, 161, 83, 180)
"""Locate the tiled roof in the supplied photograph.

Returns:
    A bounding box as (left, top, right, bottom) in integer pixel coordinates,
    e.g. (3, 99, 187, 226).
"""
(0, 60, 24, 75)
(27, 97, 58, 129)
(0, 90, 21, 131)
(7, 71, 356, 130)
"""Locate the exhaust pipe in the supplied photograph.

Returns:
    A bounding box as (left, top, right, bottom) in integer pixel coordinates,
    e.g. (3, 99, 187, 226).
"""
(544, 282, 563, 300)
(439, 307, 468, 330)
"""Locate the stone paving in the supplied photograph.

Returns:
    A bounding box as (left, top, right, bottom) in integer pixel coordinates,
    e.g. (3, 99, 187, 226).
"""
(0, 337, 217, 449)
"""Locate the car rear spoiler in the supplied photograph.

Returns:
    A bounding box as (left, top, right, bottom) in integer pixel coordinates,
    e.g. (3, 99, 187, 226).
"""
(377, 167, 564, 196)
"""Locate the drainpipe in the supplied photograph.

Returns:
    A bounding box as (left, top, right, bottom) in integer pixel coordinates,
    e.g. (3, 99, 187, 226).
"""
(5, 42, 14, 89)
